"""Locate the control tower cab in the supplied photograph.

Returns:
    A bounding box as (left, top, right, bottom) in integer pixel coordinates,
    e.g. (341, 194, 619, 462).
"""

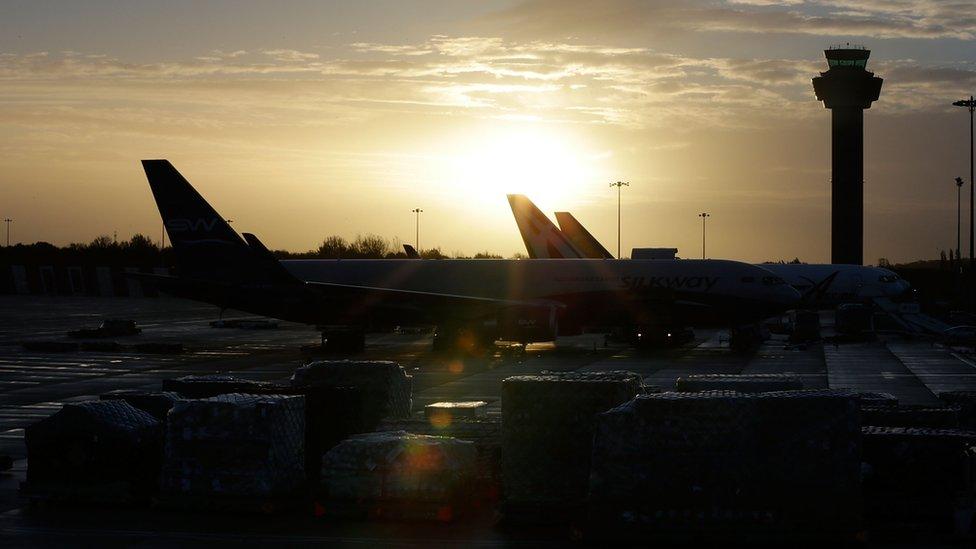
(812, 46, 883, 266)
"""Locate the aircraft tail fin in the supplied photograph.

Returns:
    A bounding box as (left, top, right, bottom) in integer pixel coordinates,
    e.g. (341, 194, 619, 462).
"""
(506, 195, 582, 259)
(554, 212, 613, 259)
(799, 271, 840, 307)
(142, 159, 273, 283)
(142, 160, 243, 249)
(403, 244, 421, 259)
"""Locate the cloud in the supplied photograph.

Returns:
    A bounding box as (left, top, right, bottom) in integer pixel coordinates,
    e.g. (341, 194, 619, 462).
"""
(485, 0, 976, 40)
(262, 49, 320, 62)
(0, 34, 973, 140)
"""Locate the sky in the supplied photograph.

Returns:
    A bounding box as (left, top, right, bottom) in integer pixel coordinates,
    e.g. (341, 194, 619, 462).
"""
(2, 0, 976, 263)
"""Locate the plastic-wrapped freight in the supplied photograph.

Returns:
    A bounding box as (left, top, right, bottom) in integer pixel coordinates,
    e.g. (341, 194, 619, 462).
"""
(287, 385, 364, 483)
(588, 390, 862, 541)
(161, 374, 279, 399)
(291, 360, 412, 429)
(161, 394, 305, 501)
(860, 405, 961, 429)
(501, 371, 643, 518)
(862, 426, 976, 527)
(23, 400, 162, 503)
(319, 431, 477, 521)
(100, 390, 182, 421)
(425, 401, 487, 425)
(673, 373, 803, 393)
(377, 416, 502, 496)
(939, 391, 976, 429)
(847, 391, 898, 407)
(753, 390, 862, 521)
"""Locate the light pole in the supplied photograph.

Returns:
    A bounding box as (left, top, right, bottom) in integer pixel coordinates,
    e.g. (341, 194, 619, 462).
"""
(609, 181, 629, 259)
(412, 208, 423, 252)
(698, 212, 710, 259)
(952, 97, 975, 273)
(3, 218, 10, 247)
(957, 177, 965, 262)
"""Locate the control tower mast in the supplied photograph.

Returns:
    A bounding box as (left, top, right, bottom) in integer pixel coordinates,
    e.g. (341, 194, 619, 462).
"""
(812, 45, 883, 265)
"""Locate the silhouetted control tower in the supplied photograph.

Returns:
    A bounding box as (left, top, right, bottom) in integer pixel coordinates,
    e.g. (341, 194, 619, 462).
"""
(812, 46, 883, 265)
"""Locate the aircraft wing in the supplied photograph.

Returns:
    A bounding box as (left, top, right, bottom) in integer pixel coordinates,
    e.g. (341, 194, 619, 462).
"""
(304, 280, 563, 320)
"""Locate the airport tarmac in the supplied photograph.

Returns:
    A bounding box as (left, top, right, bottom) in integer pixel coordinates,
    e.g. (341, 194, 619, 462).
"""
(1, 295, 976, 546)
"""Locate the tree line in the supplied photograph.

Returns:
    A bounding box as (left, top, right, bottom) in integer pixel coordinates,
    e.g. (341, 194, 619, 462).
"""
(0, 233, 513, 265)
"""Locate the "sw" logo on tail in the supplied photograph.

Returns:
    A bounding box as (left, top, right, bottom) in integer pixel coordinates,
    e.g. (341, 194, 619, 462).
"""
(166, 218, 221, 232)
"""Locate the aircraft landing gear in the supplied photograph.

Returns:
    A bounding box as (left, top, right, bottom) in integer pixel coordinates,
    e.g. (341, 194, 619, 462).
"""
(630, 325, 694, 350)
(432, 326, 496, 354)
(303, 326, 365, 355)
(729, 323, 767, 354)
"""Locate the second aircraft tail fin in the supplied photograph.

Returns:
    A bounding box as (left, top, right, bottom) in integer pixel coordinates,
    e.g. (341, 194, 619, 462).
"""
(506, 195, 582, 259)
(554, 212, 614, 259)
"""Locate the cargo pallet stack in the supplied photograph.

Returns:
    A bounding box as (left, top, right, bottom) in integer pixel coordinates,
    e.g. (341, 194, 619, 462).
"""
(158, 393, 306, 513)
(378, 412, 502, 502)
(587, 390, 863, 543)
(22, 400, 163, 505)
(862, 426, 976, 539)
(317, 431, 478, 521)
(500, 371, 644, 524)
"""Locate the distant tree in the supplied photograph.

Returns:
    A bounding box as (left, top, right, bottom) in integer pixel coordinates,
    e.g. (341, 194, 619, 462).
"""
(511, 252, 528, 260)
(421, 247, 447, 259)
(789, 257, 802, 264)
(87, 235, 117, 250)
(473, 251, 502, 259)
(126, 234, 158, 252)
(317, 235, 349, 258)
(385, 237, 407, 259)
(351, 234, 391, 258)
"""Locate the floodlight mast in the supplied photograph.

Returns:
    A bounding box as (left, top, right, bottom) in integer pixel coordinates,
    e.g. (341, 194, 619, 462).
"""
(412, 208, 423, 253)
(698, 212, 710, 259)
(609, 181, 629, 259)
(953, 96, 976, 273)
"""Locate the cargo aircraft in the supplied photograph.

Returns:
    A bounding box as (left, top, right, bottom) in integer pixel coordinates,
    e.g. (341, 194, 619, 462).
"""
(507, 195, 910, 308)
(139, 160, 799, 351)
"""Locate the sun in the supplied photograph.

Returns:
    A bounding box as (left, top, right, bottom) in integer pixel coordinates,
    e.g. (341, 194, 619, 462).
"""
(449, 126, 601, 208)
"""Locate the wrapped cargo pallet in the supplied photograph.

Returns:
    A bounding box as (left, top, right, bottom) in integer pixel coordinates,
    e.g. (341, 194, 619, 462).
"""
(501, 371, 643, 520)
(319, 431, 477, 521)
(100, 390, 183, 421)
(862, 426, 976, 532)
(23, 400, 162, 503)
(861, 405, 961, 429)
(378, 416, 502, 500)
(847, 391, 899, 407)
(674, 373, 803, 393)
(161, 393, 305, 506)
(939, 391, 976, 429)
(161, 374, 279, 399)
(588, 390, 862, 542)
(752, 389, 862, 530)
(287, 385, 364, 483)
(425, 401, 487, 425)
(291, 360, 412, 429)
